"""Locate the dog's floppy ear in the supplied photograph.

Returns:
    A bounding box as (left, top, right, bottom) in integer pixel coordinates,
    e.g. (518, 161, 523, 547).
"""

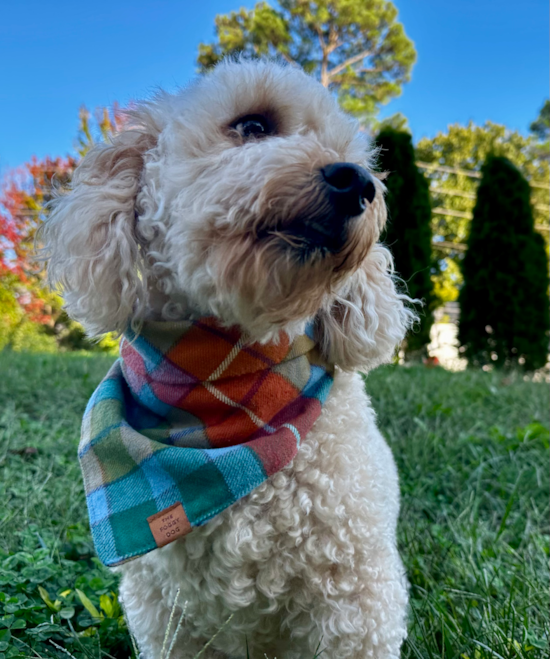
(315, 244, 417, 371)
(41, 122, 158, 337)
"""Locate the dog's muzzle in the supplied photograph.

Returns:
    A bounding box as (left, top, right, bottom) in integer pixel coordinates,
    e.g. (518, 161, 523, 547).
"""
(321, 163, 376, 216)
(287, 162, 376, 254)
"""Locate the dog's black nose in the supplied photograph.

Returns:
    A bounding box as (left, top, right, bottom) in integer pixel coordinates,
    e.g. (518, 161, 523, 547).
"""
(321, 163, 376, 216)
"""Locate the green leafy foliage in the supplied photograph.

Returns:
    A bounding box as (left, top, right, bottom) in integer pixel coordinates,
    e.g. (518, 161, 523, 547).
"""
(529, 99, 549, 160)
(375, 128, 434, 354)
(9, 321, 58, 354)
(416, 121, 549, 305)
(0, 548, 131, 659)
(197, 0, 417, 120)
(0, 275, 23, 352)
(1, 351, 548, 657)
(459, 156, 550, 370)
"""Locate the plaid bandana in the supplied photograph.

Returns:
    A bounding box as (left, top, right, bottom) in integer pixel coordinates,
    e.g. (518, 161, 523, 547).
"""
(79, 318, 334, 566)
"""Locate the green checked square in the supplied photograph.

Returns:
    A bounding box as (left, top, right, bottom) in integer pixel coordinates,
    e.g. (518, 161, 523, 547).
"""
(89, 397, 124, 435)
(110, 499, 159, 558)
(92, 428, 137, 483)
(176, 461, 234, 525)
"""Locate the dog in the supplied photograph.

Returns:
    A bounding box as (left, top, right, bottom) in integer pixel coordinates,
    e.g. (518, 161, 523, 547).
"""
(42, 59, 415, 659)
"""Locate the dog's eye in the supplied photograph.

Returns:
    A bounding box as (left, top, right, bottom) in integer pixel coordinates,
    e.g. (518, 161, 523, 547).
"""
(231, 114, 273, 140)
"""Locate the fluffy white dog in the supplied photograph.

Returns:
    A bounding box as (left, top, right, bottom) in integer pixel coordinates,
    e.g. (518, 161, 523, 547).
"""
(43, 59, 415, 659)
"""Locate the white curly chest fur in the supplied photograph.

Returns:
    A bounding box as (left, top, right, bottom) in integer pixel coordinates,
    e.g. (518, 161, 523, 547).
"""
(117, 372, 408, 659)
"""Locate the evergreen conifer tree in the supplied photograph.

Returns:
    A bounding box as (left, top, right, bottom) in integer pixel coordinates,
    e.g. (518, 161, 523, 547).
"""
(376, 128, 434, 354)
(459, 155, 549, 370)
(197, 1, 416, 121)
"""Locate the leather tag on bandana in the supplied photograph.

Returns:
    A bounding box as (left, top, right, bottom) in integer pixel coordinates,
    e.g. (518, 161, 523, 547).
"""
(147, 502, 191, 548)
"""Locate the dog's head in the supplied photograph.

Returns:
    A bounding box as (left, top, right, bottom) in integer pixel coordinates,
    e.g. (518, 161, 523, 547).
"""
(42, 59, 415, 370)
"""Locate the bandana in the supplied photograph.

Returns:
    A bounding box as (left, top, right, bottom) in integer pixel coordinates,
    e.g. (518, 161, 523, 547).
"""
(79, 318, 334, 566)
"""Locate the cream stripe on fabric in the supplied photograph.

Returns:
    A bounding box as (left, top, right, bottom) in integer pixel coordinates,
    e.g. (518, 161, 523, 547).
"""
(206, 338, 245, 382)
(203, 381, 273, 431)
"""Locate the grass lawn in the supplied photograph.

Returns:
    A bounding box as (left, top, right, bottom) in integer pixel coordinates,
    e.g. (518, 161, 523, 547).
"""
(0, 351, 548, 659)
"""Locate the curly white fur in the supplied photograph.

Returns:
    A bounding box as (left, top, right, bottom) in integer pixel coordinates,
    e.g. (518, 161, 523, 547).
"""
(118, 372, 408, 659)
(43, 59, 417, 658)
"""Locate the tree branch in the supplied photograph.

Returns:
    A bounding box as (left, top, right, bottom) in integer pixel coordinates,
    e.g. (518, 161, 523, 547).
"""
(356, 66, 383, 75)
(315, 25, 327, 50)
(327, 49, 373, 79)
(326, 22, 340, 53)
(279, 51, 297, 66)
(315, 25, 330, 87)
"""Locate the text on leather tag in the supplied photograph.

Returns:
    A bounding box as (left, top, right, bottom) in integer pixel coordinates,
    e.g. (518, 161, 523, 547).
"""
(147, 502, 191, 548)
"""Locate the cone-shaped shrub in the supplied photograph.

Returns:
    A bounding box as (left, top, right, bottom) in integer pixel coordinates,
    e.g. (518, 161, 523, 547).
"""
(459, 155, 549, 370)
(376, 128, 434, 354)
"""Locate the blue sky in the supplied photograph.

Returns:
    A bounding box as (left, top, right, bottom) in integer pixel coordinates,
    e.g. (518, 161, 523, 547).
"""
(0, 0, 548, 173)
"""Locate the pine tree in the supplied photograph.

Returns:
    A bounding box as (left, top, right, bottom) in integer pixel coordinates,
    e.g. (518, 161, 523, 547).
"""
(197, 1, 416, 121)
(459, 155, 549, 370)
(376, 128, 434, 355)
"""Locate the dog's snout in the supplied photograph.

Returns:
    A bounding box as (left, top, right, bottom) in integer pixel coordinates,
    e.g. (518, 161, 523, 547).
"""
(283, 163, 377, 254)
(321, 163, 376, 215)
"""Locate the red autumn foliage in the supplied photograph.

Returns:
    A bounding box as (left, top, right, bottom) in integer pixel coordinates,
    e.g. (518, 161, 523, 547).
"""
(0, 156, 77, 325)
(0, 104, 124, 333)
(1, 156, 76, 274)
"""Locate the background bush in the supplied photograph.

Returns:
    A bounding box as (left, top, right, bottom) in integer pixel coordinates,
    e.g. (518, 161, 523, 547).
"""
(375, 128, 435, 355)
(459, 155, 550, 370)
